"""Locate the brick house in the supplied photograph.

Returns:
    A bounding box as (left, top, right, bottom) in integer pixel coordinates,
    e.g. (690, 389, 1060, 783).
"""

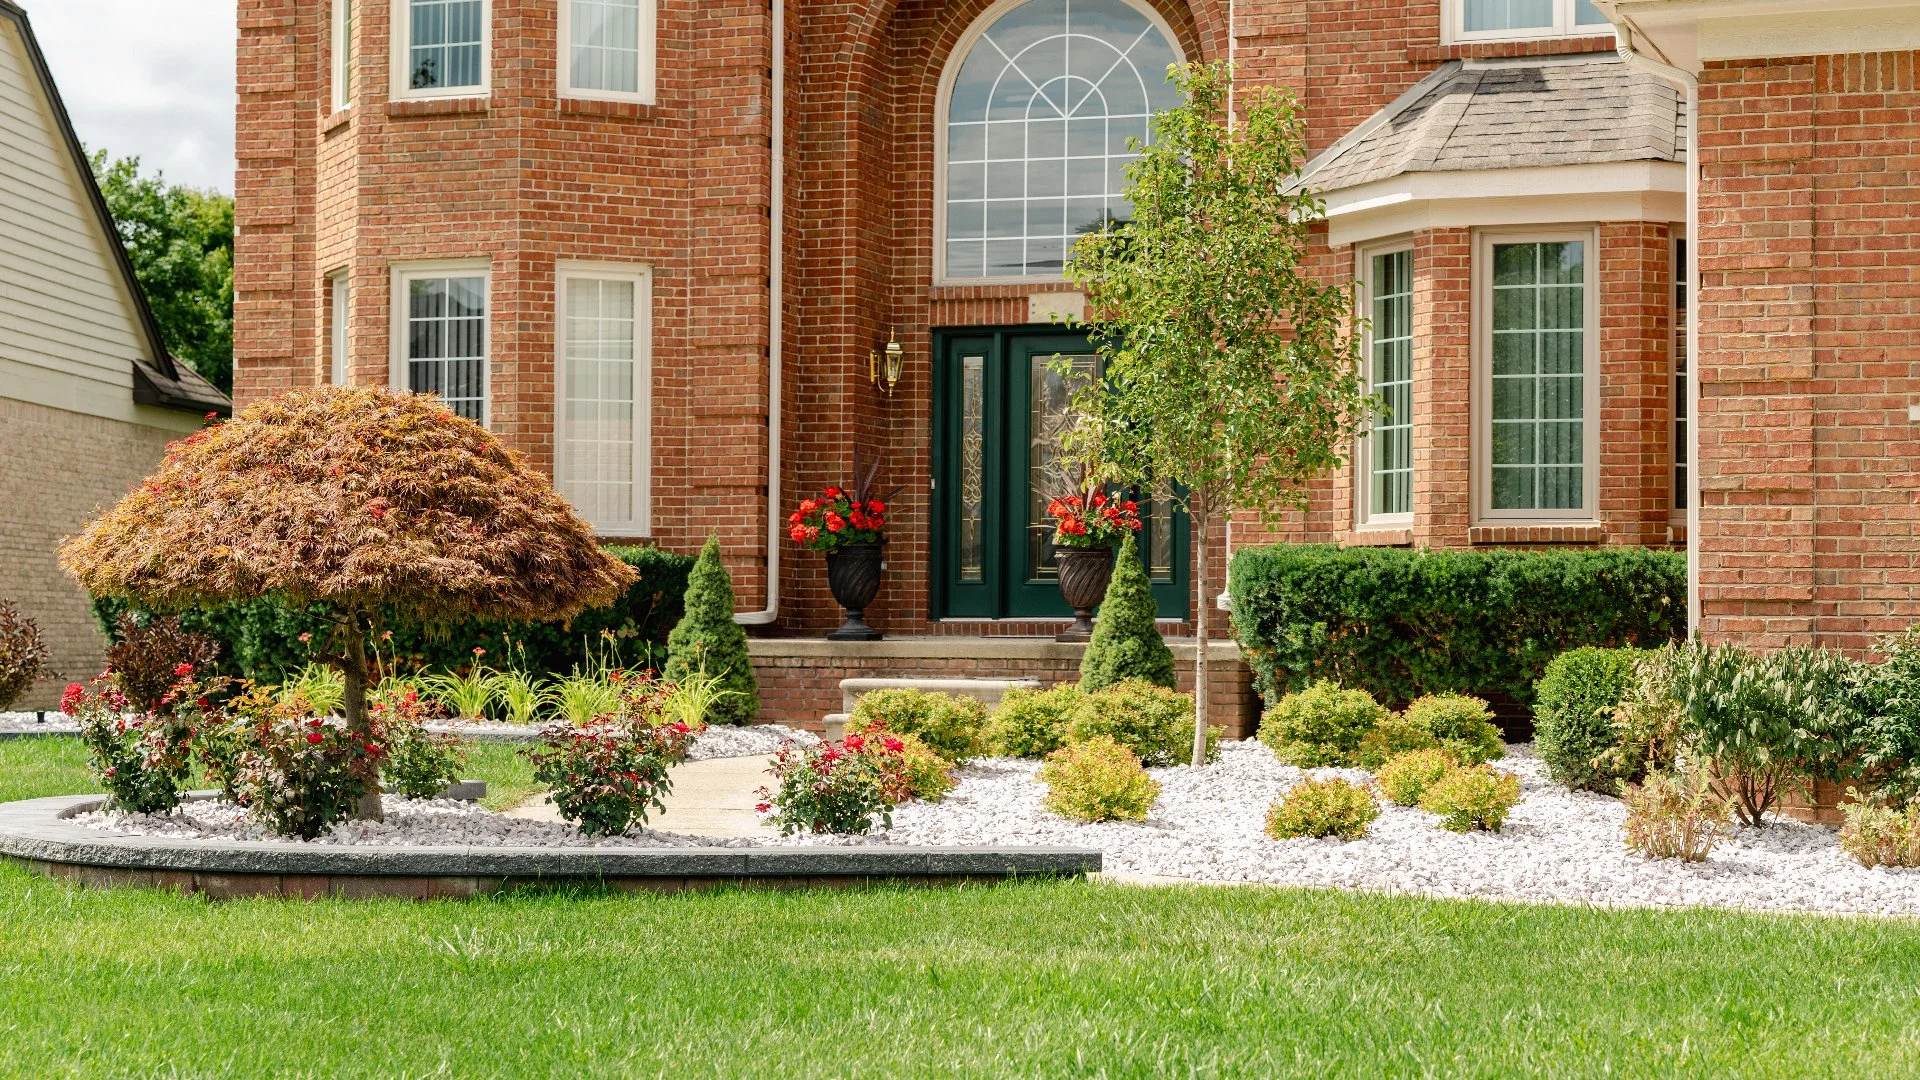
(230, 0, 1916, 726)
(1, 1, 231, 710)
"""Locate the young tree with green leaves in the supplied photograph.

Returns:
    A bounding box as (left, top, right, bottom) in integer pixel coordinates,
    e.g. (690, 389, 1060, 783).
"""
(1065, 63, 1369, 767)
(90, 150, 235, 391)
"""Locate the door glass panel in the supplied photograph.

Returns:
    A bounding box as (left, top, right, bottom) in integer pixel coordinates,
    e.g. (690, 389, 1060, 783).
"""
(1027, 353, 1098, 580)
(1147, 479, 1174, 582)
(959, 354, 986, 581)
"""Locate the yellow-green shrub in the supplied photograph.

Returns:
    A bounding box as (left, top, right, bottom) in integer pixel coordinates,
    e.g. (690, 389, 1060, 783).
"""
(1839, 791, 1920, 868)
(1403, 694, 1505, 765)
(892, 732, 957, 802)
(986, 685, 1084, 759)
(1419, 765, 1522, 833)
(1258, 681, 1390, 767)
(847, 688, 987, 762)
(1039, 736, 1159, 823)
(1375, 748, 1458, 807)
(1621, 768, 1731, 862)
(1066, 680, 1217, 767)
(1265, 777, 1380, 841)
(1351, 712, 1441, 771)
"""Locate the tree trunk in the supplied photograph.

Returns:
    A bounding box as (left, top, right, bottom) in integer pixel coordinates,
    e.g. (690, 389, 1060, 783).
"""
(1191, 487, 1211, 769)
(343, 614, 383, 821)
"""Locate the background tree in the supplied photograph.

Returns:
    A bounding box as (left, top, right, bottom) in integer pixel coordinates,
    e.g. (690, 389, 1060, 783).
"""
(1080, 532, 1176, 692)
(664, 536, 759, 726)
(90, 150, 234, 392)
(1065, 62, 1369, 767)
(61, 386, 636, 818)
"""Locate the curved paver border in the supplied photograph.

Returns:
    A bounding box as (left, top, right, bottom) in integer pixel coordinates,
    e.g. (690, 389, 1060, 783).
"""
(0, 795, 1100, 899)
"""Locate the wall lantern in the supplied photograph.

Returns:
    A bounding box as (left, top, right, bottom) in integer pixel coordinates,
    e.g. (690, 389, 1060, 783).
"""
(871, 328, 905, 396)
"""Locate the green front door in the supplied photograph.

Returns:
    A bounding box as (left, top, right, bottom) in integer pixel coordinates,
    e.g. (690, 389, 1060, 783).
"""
(931, 327, 1187, 621)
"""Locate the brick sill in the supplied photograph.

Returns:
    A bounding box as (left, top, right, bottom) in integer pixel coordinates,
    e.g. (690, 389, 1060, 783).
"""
(385, 96, 488, 119)
(559, 96, 658, 121)
(1344, 527, 1413, 548)
(1407, 37, 1617, 65)
(320, 108, 352, 137)
(1469, 523, 1606, 546)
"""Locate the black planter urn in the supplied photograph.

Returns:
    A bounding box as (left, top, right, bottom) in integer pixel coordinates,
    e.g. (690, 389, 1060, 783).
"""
(1054, 545, 1116, 643)
(825, 542, 885, 641)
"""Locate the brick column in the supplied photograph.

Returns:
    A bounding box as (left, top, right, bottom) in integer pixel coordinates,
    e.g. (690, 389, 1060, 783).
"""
(1413, 227, 1473, 548)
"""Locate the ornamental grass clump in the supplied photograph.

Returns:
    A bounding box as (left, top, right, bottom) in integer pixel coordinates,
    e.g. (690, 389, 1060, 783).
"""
(1067, 679, 1217, 767)
(1375, 748, 1459, 808)
(986, 684, 1085, 759)
(59, 386, 635, 821)
(848, 688, 987, 762)
(1621, 768, 1732, 863)
(1040, 736, 1160, 823)
(528, 716, 695, 836)
(422, 649, 495, 721)
(1533, 647, 1643, 792)
(758, 733, 911, 836)
(1419, 765, 1522, 833)
(1839, 791, 1920, 869)
(0, 601, 51, 712)
(1402, 694, 1505, 766)
(1265, 777, 1379, 841)
(1258, 681, 1389, 768)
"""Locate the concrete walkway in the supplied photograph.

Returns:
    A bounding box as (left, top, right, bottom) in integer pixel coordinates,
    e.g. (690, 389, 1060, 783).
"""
(503, 755, 776, 839)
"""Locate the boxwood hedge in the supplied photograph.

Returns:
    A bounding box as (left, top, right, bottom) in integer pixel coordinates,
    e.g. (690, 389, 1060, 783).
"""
(90, 544, 694, 685)
(1227, 545, 1685, 709)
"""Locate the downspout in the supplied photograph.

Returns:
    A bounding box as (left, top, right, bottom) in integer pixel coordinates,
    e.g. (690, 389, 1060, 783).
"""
(1217, 0, 1238, 614)
(1611, 16, 1700, 639)
(737, 0, 784, 625)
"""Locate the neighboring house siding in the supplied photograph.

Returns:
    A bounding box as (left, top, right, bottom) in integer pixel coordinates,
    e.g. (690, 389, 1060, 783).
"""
(0, 18, 195, 432)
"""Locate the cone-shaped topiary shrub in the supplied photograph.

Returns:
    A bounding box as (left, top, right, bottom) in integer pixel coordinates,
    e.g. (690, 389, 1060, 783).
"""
(664, 536, 758, 726)
(1080, 532, 1176, 692)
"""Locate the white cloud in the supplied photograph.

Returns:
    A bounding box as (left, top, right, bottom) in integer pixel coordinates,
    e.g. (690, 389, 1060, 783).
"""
(20, 0, 236, 193)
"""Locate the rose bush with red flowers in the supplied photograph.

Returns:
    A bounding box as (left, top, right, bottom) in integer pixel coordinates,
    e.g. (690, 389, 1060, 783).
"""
(227, 687, 387, 839)
(527, 715, 695, 836)
(788, 486, 889, 554)
(370, 682, 467, 800)
(757, 731, 916, 835)
(66, 666, 207, 814)
(1047, 490, 1143, 549)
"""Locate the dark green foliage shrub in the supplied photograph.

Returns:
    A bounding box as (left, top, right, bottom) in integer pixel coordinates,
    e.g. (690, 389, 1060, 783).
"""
(848, 689, 988, 762)
(1257, 681, 1389, 767)
(1067, 680, 1217, 767)
(986, 685, 1084, 759)
(1228, 545, 1686, 708)
(1534, 647, 1643, 792)
(92, 545, 693, 688)
(1851, 629, 1920, 802)
(1265, 777, 1379, 840)
(382, 724, 467, 801)
(1080, 534, 1176, 691)
(663, 537, 758, 725)
(1403, 694, 1505, 766)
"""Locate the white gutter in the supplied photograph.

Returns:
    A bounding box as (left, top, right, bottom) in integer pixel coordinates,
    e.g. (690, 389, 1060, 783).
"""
(1218, 0, 1237, 613)
(1608, 11, 1701, 638)
(737, 0, 784, 625)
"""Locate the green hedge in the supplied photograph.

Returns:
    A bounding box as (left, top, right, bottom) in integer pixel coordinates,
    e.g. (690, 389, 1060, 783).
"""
(90, 545, 694, 685)
(1228, 545, 1686, 709)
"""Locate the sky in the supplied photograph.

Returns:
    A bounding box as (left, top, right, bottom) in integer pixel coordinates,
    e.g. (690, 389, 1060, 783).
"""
(23, 0, 237, 193)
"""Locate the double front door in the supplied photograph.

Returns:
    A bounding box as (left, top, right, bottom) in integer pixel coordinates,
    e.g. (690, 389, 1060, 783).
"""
(931, 328, 1187, 620)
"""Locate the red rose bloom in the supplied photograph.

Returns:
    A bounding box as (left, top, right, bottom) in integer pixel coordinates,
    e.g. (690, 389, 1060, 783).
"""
(307, 732, 324, 745)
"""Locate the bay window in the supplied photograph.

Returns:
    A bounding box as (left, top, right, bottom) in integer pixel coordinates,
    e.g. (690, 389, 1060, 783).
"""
(561, 0, 654, 103)
(394, 0, 486, 97)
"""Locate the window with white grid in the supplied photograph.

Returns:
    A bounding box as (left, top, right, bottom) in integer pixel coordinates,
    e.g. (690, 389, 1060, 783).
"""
(1362, 247, 1414, 523)
(393, 267, 488, 423)
(329, 272, 350, 385)
(940, 0, 1183, 281)
(399, 0, 485, 95)
(556, 267, 651, 535)
(1482, 233, 1596, 517)
(331, 0, 353, 111)
(562, 0, 653, 102)
(1446, 0, 1608, 41)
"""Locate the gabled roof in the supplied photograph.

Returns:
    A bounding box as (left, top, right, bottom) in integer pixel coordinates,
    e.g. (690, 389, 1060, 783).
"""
(0, 0, 230, 416)
(1294, 54, 1686, 196)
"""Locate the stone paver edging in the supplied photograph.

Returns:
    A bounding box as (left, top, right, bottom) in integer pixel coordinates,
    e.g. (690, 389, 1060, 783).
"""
(0, 794, 1100, 899)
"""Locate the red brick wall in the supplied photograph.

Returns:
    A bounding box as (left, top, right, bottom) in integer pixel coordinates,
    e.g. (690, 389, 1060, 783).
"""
(1696, 52, 1920, 651)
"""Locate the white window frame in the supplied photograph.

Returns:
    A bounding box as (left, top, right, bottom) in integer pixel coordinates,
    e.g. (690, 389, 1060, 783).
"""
(931, 0, 1187, 288)
(328, 271, 350, 385)
(389, 261, 491, 425)
(1356, 240, 1416, 529)
(1471, 226, 1602, 525)
(389, 0, 490, 101)
(331, 0, 353, 112)
(554, 262, 654, 537)
(558, 0, 656, 105)
(1443, 0, 1610, 44)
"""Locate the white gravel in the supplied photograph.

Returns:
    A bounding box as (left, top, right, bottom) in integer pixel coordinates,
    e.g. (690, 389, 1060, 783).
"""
(0, 711, 78, 734)
(72, 794, 752, 848)
(773, 741, 1920, 916)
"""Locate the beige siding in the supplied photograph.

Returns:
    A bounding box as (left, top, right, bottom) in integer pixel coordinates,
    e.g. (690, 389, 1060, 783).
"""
(0, 18, 187, 429)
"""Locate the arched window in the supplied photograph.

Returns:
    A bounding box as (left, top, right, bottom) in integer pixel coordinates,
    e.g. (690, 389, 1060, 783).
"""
(940, 0, 1183, 281)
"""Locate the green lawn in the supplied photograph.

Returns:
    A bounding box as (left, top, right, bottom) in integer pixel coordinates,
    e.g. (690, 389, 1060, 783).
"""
(6, 739, 1920, 1076)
